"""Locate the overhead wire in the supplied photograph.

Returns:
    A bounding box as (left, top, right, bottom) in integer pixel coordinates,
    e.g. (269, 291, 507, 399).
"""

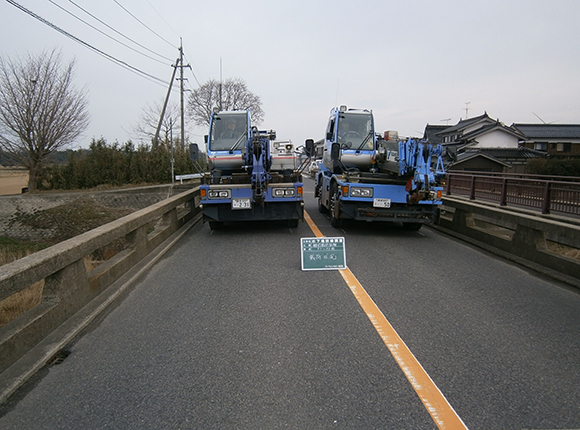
(108, 0, 203, 89)
(46, 0, 172, 66)
(145, 0, 180, 39)
(107, 0, 203, 90)
(139, 0, 203, 89)
(112, 0, 175, 49)
(5, 0, 170, 87)
(66, 0, 174, 63)
(182, 52, 201, 87)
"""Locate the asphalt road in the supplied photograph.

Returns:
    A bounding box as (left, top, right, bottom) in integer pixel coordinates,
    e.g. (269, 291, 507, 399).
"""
(1, 178, 579, 429)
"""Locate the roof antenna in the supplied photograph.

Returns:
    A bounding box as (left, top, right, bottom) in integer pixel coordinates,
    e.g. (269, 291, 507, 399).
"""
(532, 112, 556, 124)
(532, 112, 547, 124)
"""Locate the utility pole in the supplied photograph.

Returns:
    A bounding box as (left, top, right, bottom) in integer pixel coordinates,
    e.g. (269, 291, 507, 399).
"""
(464, 102, 471, 119)
(219, 57, 223, 111)
(153, 56, 179, 148)
(154, 41, 190, 153)
(177, 39, 191, 146)
(170, 117, 174, 185)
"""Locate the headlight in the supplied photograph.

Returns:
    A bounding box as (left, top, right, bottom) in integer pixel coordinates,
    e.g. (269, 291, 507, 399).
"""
(350, 187, 373, 198)
(272, 187, 296, 197)
(208, 189, 231, 199)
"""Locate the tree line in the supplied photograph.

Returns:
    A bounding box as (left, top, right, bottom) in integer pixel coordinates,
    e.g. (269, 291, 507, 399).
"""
(527, 158, 580, 177)
(36, 138, 200, 190)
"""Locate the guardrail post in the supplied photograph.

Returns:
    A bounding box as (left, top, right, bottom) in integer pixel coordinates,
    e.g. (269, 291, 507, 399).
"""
(500, 178, 508, 206)
(542, 182, 551, 214)
(469, 176, 476, 200)
(43, 259, 89, 300)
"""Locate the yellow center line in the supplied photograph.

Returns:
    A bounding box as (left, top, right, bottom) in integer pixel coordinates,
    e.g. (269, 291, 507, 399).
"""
(304, 209, 324, 238)
(304, 210, 469, 430)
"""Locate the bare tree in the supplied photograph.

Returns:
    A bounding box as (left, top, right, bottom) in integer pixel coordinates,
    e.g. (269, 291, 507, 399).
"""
(132, 100, 181, 145)
(0, 49, 89, 191)
(187, 78, 264, 127)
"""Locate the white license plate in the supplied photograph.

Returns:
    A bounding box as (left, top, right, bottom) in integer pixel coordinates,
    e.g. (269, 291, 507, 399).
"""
(231, 198, 251, 210)
(373, 198, 391, 208)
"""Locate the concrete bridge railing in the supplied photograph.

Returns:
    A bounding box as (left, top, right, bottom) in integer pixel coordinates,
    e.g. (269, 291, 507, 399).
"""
(0, 187, 200, 401)
(435, 196, 580, 289)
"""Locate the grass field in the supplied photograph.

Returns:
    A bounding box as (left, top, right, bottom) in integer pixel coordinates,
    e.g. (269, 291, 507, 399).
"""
(0, 168, 29, 195)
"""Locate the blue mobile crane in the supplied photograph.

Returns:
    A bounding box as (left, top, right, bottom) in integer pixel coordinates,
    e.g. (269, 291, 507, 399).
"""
(314, 106, 445, 230)
(192, 109, 304, 229)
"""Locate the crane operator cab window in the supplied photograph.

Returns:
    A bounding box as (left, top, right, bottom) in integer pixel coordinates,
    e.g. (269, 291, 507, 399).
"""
(210, 113, 248, 151)
(337, 113, 374, 151)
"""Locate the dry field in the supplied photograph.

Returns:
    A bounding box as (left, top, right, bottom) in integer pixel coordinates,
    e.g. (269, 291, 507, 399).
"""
(0, 167, 29, 195)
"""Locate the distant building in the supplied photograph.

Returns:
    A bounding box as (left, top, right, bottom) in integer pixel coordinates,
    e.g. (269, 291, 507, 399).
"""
(512, 124, 580, 158)
(424, 113, 547, 174)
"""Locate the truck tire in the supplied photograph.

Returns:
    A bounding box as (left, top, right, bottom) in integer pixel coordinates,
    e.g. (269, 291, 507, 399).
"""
(318, 197, 328, 214)
(329, 182, 342, 228)
(287, 219, 299, 228)
(316, 182, 328, 213)
(402, 222, 422, 231)
(209, 221, 224, 230)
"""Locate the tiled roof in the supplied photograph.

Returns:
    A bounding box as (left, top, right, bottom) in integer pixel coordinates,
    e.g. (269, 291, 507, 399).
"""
(460, 122, 525, 141)
(511, 124, 580, 140)
(436, 112, 492, 135)
(453, 151, 511, 167)
(464, 147, 547, 159)
(450, 147, 546, 168)
(423, 124, 449, 144)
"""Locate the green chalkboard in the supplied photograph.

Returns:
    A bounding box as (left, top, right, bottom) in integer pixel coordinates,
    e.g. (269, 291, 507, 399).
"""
(301, 237, 346, 271)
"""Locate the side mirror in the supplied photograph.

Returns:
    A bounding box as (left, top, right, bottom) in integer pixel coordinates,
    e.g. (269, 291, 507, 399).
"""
(331, 142, 341, 161)
(326, 131, 333, 141)
(189, 143, 200, 161)
(204, 135, 208, 144)
(305, 139, 315, 157)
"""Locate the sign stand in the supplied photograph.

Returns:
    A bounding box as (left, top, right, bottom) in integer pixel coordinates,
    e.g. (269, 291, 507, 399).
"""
(301, 237, 346, 271)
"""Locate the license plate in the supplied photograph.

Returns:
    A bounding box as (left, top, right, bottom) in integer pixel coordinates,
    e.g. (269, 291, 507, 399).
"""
(231, 198, 251, 210)
(373, 198, 391, 208)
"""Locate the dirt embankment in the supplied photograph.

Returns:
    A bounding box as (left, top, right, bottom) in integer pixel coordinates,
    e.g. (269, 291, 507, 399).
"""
(0, 168, 29, 195)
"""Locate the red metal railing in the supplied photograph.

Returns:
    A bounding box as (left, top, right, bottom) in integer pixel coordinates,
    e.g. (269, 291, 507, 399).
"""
(445, 172, 580, 215)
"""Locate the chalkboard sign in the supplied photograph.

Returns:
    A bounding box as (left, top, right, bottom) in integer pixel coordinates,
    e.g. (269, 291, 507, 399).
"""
(301, 237, 346, 271)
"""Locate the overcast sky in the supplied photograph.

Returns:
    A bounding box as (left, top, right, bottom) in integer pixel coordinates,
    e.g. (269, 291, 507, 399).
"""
(2, 0, 580, 150)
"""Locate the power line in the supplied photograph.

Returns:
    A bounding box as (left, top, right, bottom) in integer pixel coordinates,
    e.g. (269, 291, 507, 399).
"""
(145, 0, 180, 39)
(66, 0, 174, 62)
(46, 0, 171, 65)
(182, 52, 201, 87)
(113, 0, 175, 49)
(6, 0, 169, 87)
(137, 0, 203, 88)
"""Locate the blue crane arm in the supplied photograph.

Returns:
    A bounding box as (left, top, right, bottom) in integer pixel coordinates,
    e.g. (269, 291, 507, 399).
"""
(247, 129, 272, 202)
(398, 139, 446, 186)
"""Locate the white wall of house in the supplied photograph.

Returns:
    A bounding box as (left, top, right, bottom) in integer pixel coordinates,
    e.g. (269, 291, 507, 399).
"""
(472, 130, 519, 148)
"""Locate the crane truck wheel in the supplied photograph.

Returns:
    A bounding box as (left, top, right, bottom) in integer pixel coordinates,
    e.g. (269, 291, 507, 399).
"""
(287, 219, 299, 228)
(318, 196, 328, 214)
(209, 221, 224, 230)
(329, 182, 342, 228)
(402, 222, 422, 231)
(315, 182, 328, 213)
